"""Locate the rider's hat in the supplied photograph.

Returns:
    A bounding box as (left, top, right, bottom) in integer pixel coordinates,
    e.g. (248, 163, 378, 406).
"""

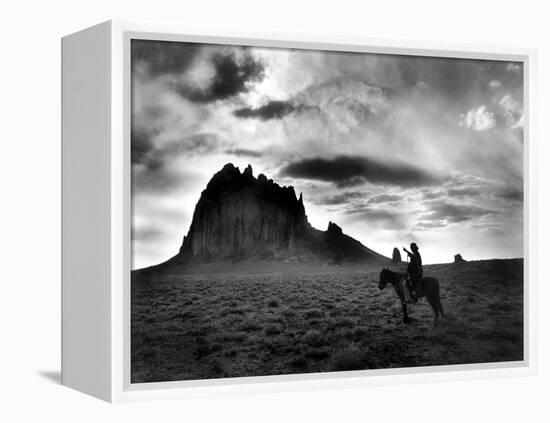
(410, 242, 419, 251)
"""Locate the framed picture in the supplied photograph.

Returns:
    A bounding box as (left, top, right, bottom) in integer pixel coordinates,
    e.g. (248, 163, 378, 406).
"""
(62, 21, 537, 402)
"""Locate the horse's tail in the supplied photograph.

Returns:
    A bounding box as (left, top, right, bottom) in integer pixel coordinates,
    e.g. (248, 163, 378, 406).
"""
(424, 277, 444, 319)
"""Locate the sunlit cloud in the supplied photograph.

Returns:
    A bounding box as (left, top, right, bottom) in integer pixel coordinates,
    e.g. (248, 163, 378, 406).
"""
(460, 105, 496, 131)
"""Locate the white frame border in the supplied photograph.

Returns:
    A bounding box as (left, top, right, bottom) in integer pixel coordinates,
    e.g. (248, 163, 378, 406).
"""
(109, 20, 537, 403)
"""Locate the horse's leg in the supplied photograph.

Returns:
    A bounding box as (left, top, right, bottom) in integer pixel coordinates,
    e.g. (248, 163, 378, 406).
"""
(402, 303, 410, 323)
(427, 295, 440, 321)
(435, 283, 444, 318)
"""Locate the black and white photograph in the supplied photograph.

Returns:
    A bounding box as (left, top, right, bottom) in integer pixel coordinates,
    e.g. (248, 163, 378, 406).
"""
(130, 39, 524, 383)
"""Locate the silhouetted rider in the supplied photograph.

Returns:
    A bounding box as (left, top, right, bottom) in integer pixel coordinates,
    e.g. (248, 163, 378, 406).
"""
(403, 243, 423, 303)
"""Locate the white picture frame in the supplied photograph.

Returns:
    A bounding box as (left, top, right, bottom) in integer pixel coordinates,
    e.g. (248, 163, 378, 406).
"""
(61, 20, 537, 402)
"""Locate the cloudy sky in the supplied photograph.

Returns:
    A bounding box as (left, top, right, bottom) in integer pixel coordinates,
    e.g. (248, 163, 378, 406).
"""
(131, 39, 524, 269)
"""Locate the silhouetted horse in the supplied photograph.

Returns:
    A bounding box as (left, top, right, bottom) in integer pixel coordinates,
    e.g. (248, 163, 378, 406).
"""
(378, 268, 444, 324)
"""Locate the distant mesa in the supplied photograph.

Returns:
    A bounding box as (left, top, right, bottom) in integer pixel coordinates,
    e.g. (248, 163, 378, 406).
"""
(138, 163, 389, 272)
(392, 247, 401, 264)
(454, 253, 465, 263)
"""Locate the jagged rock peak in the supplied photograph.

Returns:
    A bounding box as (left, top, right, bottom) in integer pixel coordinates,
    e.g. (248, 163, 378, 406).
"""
(203, 163, 303, 204)
(178, 163, 311, 261)
(327, 221, 343, 236)
(159, 164, 390, 267)
(454, 253, 465, 263)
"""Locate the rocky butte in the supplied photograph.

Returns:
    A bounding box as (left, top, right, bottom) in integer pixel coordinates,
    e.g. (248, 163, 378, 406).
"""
(138, 163, 388, 273)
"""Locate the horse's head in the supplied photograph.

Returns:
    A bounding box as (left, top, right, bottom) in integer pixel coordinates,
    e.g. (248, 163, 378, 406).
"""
(379, 268, 389, 290)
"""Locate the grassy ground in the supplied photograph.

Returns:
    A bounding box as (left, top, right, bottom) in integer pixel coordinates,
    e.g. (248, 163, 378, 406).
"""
(131, 259, 523, 383)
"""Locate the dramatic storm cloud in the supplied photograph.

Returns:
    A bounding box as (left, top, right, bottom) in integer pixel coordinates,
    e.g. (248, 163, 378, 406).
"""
(280, 155, 447, 187)
(233, 100, 296, 120)
(133, 40, 265, 103)
(131, 39, 524, 268)
(175, 53, 264, 103)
